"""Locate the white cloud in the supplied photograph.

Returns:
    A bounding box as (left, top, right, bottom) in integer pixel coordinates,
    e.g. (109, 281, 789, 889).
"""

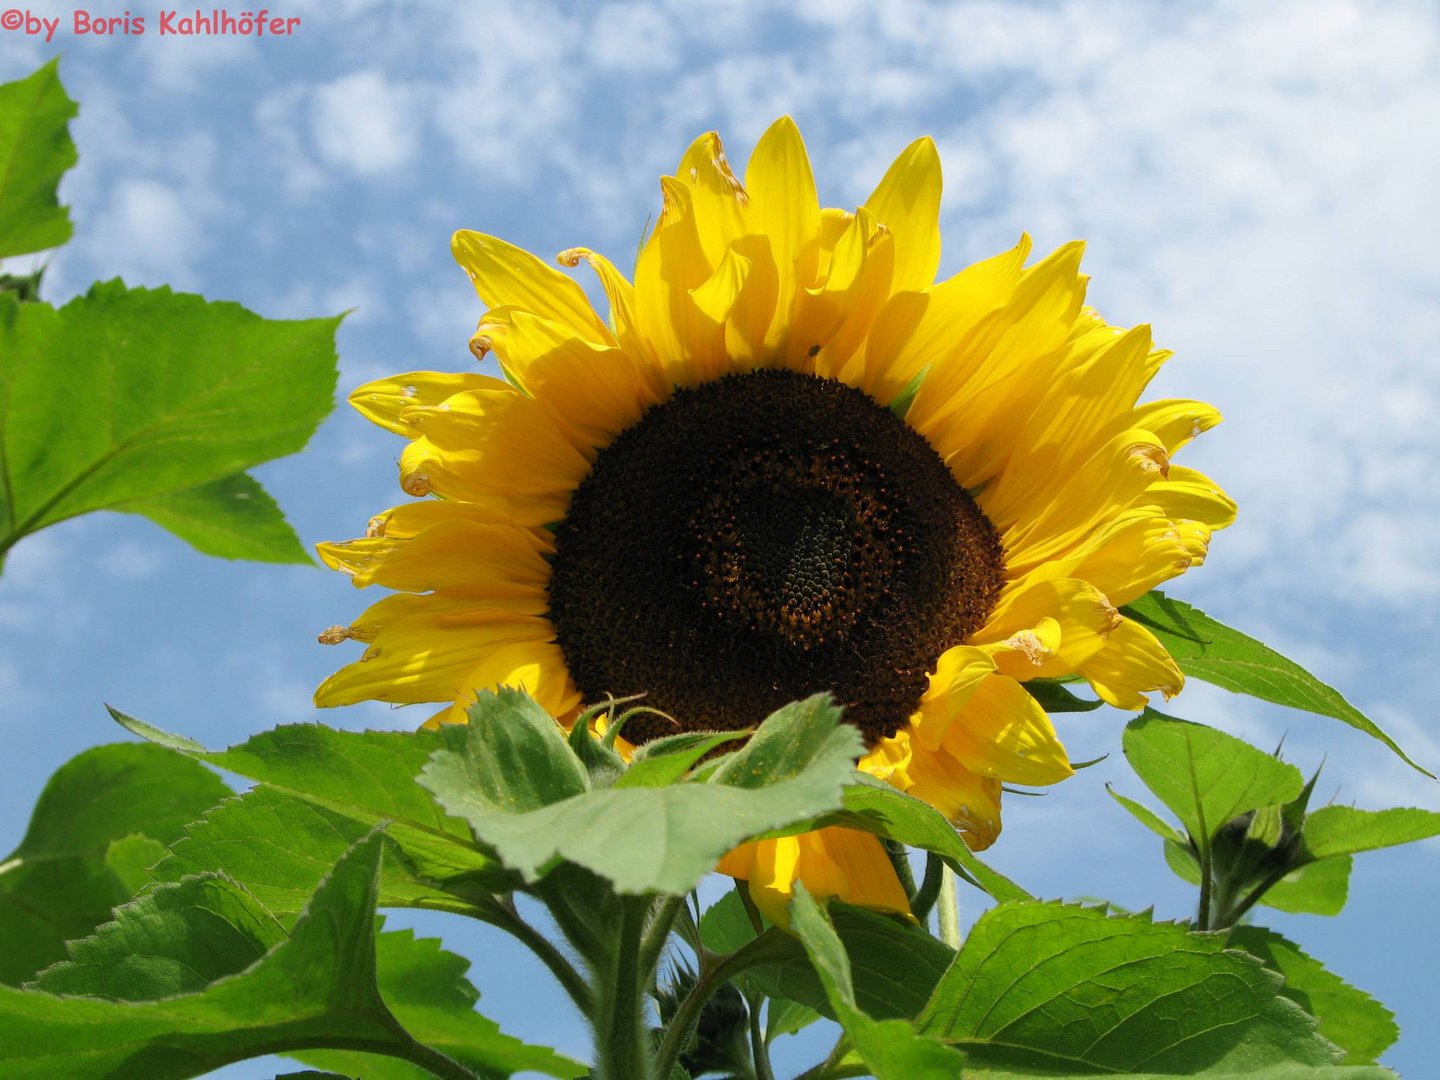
(589, 3, 682, 73)
(310, 70, 423, 177)
(100, 541, 164, 581)
(86, 178, 208, 284)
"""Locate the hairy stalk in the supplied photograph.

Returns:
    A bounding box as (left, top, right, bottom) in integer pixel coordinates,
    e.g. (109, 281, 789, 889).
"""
(910, 853, 945, 928)
(884, 839, 917, 899)
(639, 894, 689, 982)
(936, 864, 962, 948)
(595, 897, 655, 1080)
(471, 895, 592, 1015)
(748, 994, 776, 1080)
(375, 1010, 484, 1080)
(1196, 842, 1215, 931)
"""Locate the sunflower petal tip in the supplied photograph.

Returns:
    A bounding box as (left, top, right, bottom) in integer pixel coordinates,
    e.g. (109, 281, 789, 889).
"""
(317, 625, 351, 645)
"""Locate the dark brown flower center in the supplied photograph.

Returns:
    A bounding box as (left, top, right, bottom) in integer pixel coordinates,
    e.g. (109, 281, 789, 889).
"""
(546, 369, 1004, 746)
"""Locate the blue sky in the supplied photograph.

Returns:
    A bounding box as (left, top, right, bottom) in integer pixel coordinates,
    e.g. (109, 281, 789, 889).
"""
(2, 1, 1438, 1076)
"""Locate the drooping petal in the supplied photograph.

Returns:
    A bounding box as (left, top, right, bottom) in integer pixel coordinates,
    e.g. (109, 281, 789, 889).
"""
(453, 230, 612, 345)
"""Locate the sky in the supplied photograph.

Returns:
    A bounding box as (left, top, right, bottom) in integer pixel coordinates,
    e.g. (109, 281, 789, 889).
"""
(1, 0, 1437, 1075)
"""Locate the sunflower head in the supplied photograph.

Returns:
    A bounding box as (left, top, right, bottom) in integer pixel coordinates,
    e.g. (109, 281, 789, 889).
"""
(316, 117, 1234, 922)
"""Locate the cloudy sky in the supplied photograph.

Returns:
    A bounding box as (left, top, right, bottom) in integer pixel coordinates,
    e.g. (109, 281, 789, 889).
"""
(2, 0, 1437, 1075)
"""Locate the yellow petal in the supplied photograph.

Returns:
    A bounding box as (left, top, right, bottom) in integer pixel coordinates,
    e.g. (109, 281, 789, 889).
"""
(1135, 465, 1237, 529)
(473, 308, 663, 446)
(744, 117, 820, 352)
(398, 436, 573, 522)
(634, 176, 715, 384)
(911, 644, 1000, 751)
(857, 234, 1031, 408)
(690, 235, 780, 369)
(1079, 617, 1184, 709)
(897, 742, 1004, 850)
(1018, 509, 1208, 608)
(314, 617, 554, 707)
(452, 231, 611, 345)
(863, 136, 942, 293)
(676, 130, 750, 266)
(557, 247, 658, 366)
(941, 674, 1074, 787)
(911, 241, 1088, 484)
(999, 427, 1172, 574)
(349, 371, 501, 435)
(814, 208, 897, 379)
(317, 517, 551, 595)
(720, 828, 910, 926)
(975, 578, 1121, 679)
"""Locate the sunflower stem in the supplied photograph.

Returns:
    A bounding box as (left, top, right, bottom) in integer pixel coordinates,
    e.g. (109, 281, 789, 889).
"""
(594, 895, 654, 1080)
(936, 864, 962, 948)
(910, 853, 945, 928)
(884, 839, 917, 900)
(1196, 840, 1216, 931)
(748, 993, 776, 1080)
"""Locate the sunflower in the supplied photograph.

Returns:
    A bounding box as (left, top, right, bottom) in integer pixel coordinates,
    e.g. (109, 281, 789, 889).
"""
(315, 118, 1233, 924)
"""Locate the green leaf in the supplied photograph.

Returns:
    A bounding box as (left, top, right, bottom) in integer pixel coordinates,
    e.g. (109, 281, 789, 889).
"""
(0, 742, 230, 985)
(291, 929, 587, 1080)
(103, 834, 171, 896)
(112, 711, 516, 908)
(32, 873, 284, 998)
(787, 886, 967, 1079)
(0, 282, 339, 564)
(0, 833, 581, 1079)
(1163, 837, 1203, 886)
(1122, 710, 1303, 849)
(1107, 784, 1187, 845)
(1301, 805, 1440, 859)
(1230, 926, 1398, 1065)
(1260, 856, 1352, 916)
(764, 996, 819, 1043)
(1123, 591, 1429, 775)
(120, 472, 310, 564)
(699, 890, 954, 1023)
(917, 901, 1340, 1072)
(0, 61, 77, 258)
(795, 773, 1030, 902)
(150, 786, 506, 923)
(454, 687, 590, 810)
(421, 693, 864, 894)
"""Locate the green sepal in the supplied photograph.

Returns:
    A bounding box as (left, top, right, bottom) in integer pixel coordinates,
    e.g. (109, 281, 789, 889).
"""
(1023, 678, 1105, 712)
(619, 729, 748, 788)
